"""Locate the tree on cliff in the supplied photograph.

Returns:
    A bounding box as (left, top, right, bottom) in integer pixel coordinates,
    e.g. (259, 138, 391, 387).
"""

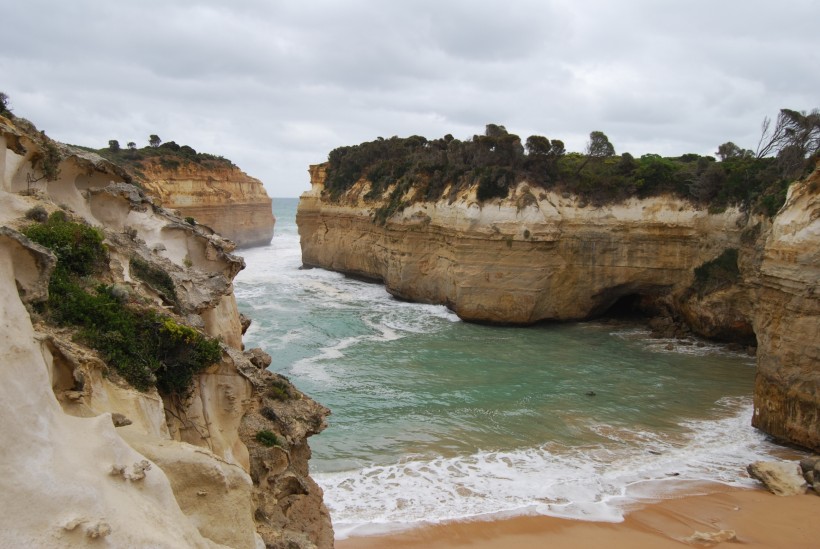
(524, 135, 563, 183)
(108, 140, 120, 152)
(716, 141, 752, 161)
(756, 109, 820, 178)
(127, 141, 137, 150)
(575, 131, 615, 176)
(149, 134, 161, 148)
(0, 92, 12, 117)
(586, 131, 615, 158)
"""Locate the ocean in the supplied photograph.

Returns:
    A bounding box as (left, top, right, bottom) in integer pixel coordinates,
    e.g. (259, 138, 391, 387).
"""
(234, 197, 789, 539)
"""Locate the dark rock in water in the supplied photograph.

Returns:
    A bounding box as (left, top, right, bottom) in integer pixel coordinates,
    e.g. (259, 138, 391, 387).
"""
(585, 391, 596, 397)
(648, 450, 662, 455)
(665, 343, 675, 350)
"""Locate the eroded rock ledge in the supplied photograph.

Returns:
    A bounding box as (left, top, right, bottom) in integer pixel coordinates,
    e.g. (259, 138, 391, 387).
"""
(297, 163, 820, 452)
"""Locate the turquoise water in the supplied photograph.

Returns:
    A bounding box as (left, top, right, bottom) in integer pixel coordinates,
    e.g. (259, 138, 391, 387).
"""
(235, 198, 783, 537)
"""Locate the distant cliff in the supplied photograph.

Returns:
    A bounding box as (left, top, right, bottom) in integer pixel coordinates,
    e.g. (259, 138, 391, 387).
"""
(1, 114, 331, 548)
(297, 161, 820, 453)
(134, 158, 275, 248)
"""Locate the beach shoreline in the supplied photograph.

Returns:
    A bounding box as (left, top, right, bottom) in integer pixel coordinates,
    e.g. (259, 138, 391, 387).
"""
(336, 485, 820, 549)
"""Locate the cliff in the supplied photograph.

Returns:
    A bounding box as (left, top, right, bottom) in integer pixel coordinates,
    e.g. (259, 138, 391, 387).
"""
(136, 158, 275, 248)
(751, 171, 820, 451)
(297, 163, 819, 452)
(0, 115, 332, 548)
(298, 165, 748, 324)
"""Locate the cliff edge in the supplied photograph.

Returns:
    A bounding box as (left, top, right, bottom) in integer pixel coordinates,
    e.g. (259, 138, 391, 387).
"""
(0, 114, 331, 548)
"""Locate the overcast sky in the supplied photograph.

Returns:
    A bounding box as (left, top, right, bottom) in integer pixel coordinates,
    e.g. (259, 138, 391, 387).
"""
(2, 1, 818, 197)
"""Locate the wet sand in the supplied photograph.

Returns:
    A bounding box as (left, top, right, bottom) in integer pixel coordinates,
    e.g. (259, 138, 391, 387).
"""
(337, 485, 820, 549)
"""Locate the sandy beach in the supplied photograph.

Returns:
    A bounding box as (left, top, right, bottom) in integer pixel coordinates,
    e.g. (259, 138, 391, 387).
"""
(337, 485, 820, 549)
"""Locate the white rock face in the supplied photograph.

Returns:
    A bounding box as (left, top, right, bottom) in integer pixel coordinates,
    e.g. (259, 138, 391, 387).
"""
(0, 115, 332, 548)
(0, 232, 222, 548)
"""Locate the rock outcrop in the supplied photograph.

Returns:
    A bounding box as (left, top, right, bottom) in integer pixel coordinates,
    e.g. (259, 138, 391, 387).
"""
(298, 164, 748, 325)
(297, 162, 820, 453)
(138, 158, 275, 248)
(1, 114, 331, 548)
(751, 172, 820, 451)
(747, 461, 808, 496)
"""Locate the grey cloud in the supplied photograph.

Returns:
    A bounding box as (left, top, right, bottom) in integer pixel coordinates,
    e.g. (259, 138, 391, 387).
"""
(1, 1, 818, 196)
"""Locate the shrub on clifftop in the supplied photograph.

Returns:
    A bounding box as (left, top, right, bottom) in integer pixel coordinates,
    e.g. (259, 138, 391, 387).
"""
(321, 110, 817, 219)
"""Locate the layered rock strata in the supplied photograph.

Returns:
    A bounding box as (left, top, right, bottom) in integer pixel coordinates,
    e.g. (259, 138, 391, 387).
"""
(750, 172, 820, 451)
(139, 159, 275, 248)
(1, 115, 331, 548)
(297, 163, 819, 452)
(298, 165, 748, 324)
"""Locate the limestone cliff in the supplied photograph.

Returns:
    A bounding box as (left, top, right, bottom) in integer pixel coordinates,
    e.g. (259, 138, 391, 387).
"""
(0, 115, 331, 548)
(298, 164, 748, 324)
(751, 171, 820, 451)
(136, 158, 275, 248)
(297, 162, 819, 452)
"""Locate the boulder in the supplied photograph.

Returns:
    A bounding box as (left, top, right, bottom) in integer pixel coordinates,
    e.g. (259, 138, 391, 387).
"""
(747, 461, 808, 496)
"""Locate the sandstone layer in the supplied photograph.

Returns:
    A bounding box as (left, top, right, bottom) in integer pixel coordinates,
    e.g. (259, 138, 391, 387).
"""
(138, 158, 275, 248)
(298, 165, 747, 324)
(751, 171, 820, 451)
(1, 115, 331, 548)
(297, 163, 819, 452)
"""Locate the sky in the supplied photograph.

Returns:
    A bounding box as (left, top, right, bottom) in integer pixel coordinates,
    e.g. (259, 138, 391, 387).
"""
(2, 1, 818, 197)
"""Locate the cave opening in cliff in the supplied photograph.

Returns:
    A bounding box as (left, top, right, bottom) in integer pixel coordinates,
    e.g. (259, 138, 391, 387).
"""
(596, 292, 663, 320)
(602, 293, 644, 318)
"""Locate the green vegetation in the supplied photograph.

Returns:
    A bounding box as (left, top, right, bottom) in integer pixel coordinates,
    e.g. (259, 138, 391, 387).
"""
(94, 136, 235, 178)
(24, 213, 220, 396)
(184, 216, 196, 225)
(692, 248, 740, 296)
(29, 140, 62, 183)
(266, 378, 292, 401)
(255, 429, 280, 447)
(129, 256, 177, 307)
(323, 109, 819, 222)
(0, 91, 11, 117)
(25, 205, 48, 223)
(23, 211, 107, 275)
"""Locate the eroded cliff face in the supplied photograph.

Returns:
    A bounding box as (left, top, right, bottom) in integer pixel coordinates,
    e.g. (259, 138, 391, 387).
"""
(0, 115, 331, 548)
(751, 172, 820, 451)
(138, 159, 275, 248)
(297, 163, 819, 452)
(298, 164, 748, 325)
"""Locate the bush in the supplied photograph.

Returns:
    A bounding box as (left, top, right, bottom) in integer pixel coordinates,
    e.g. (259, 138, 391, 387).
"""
(266, 379, 291, 400)
(23, 212, 107, 277)
(255, 430, 280, 447)
(129, 256, 177, 306)
(24, 215, 220, 396)
(692, 248, 740, 296)
(25, 205, 48, 223)
(184, 216, 196, 225)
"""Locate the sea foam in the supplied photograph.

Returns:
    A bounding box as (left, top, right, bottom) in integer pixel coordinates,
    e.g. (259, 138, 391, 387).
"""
(316, 401, 778, 539)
